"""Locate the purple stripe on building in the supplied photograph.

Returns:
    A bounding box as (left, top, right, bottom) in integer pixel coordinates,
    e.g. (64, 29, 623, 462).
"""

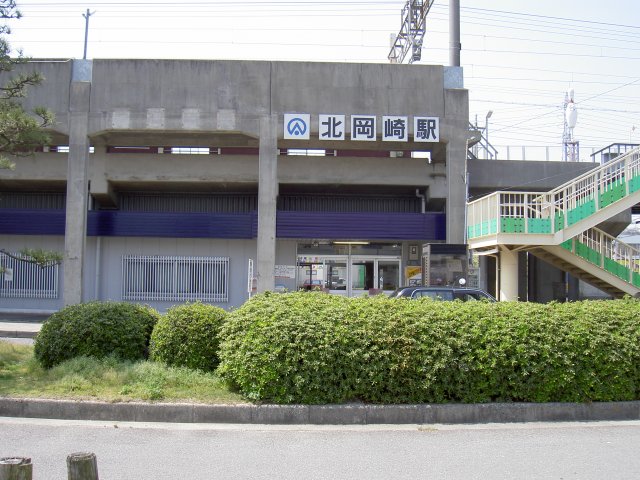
(0, 209, 65, 235)
(276, 211, 446, 241)
(0, 209, 445, 241)
(88, 211, 256, 238)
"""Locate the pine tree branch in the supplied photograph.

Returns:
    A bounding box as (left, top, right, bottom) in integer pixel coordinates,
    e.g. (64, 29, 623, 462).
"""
(0, 2, 54, 169)
(0, 248, 62, 267)
(0, 1, 21, 21)
(0, 71, 43, 100)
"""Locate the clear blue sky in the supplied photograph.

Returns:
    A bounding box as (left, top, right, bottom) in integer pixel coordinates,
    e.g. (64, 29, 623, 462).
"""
(5, 0, 640, 159)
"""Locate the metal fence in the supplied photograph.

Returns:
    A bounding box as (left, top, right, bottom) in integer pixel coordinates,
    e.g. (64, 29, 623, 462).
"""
(122, 255, 229, 302)
(0, 252, 60, 299)
(474, 145, 599, 162)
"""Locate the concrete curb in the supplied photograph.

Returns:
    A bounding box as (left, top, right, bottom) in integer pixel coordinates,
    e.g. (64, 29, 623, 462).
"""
(0, 329, 38, 339)
(1, 398, 639, 425)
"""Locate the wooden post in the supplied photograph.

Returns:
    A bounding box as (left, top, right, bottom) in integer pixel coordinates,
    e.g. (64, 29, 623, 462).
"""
(66, 452, 99, 480)
(0, 457, 33, 480)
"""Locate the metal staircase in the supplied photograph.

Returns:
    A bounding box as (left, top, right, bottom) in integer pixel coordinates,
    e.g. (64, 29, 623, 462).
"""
(467, 122, 498, 160)
(466, 146, 640, 297)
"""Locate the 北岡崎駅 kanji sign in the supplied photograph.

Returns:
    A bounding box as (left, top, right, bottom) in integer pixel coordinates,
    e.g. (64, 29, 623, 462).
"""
(284, 114, 439, 142)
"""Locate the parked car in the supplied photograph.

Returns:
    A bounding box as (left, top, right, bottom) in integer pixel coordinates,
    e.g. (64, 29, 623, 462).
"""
(389, 286, 496, 301)
(301, 279, 325, 290)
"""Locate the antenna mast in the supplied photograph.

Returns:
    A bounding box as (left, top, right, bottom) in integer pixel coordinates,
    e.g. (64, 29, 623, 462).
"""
(563, 88, 579, 162)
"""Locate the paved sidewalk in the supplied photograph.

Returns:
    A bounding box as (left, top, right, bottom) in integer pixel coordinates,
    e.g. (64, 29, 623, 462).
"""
(0, 321, 42, 338)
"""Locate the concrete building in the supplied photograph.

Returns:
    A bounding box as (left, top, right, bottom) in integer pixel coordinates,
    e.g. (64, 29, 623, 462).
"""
(0, 58, 615, 314)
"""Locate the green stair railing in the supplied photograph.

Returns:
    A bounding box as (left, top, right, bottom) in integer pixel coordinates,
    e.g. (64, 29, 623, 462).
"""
(560, 227, 640, 288)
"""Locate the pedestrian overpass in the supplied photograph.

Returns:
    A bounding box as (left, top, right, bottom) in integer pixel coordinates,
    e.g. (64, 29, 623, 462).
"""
(467, 146, 640, 300)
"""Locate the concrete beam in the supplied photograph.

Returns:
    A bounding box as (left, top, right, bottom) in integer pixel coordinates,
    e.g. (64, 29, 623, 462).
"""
(469, 159, 597, 193)
(89, 145, 118, 208)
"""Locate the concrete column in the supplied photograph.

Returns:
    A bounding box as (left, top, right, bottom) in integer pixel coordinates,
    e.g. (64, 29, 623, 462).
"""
(518, 251, 528, 301)
(63, 62, 92, 306)
(445, 137, 467, 244)
(444, 88, 469, 246)
(256, 114, 278, 293)
(567, 273, 579, 301)
(499, 248, 519, 301)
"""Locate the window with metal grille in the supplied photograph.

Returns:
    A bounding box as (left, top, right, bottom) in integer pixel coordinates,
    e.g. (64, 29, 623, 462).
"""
(171, 147, 210, 155)
(0, 252, 60, 299)
(122, 255, 229, 302)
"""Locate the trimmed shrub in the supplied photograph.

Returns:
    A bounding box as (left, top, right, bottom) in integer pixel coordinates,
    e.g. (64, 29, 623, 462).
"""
(218, 291, 354, 403)
(34, 301, 160, 369)
(149, 302, 227, 372)
(217, 292, 640, 404)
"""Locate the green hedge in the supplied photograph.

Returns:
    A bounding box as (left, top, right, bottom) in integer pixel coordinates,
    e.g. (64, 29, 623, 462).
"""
(150, 301, 227, 372)
(34, 301, 160, 369)
(217, 292, 640, 404)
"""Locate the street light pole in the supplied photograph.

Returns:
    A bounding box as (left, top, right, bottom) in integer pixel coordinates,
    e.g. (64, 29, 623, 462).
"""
(485, 110, 493, 145)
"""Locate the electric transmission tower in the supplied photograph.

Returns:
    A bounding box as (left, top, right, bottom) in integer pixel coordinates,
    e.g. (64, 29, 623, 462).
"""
(388, 0, 435, 64)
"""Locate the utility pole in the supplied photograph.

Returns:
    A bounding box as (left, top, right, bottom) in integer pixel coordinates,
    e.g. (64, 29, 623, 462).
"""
(449, 0, 460, 66)
(83, 9, 95, 60)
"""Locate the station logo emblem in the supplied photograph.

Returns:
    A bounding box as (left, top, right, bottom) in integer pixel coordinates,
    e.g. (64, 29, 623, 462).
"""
(284, 113, 310, 140)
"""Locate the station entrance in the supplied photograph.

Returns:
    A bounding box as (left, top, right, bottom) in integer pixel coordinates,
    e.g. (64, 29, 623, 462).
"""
(296, 242, 401, 296)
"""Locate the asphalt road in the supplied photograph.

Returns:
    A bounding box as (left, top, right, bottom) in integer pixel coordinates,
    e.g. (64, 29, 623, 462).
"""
(2, 418, 640, 479)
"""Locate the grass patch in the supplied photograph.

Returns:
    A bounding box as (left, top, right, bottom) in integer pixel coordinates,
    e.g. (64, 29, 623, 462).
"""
(0, 340, 246, 404)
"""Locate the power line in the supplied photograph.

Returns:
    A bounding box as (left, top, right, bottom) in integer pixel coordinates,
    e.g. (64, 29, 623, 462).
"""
(579, 78, 640, 104)
(466, 63, 640, 81)
(6, 0, 639, 150)
(460, 5, 640, 31)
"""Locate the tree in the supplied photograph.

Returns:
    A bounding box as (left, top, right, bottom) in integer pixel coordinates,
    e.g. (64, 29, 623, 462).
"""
(0, 0, 60, 268)
(0, 0, 54, 170)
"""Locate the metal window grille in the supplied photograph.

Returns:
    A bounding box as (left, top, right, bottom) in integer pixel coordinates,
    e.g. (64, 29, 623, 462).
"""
(122, 255, 229, 302)
(120, 192, 257, 213)
(0, 252, 60, 299)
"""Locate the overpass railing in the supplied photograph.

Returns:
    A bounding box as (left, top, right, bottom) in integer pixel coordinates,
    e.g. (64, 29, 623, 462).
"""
(472, 145, 599, 162)
(467, 146, 640, 240)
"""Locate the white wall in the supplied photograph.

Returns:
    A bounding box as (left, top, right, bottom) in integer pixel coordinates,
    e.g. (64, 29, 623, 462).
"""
(0, 235, 66, 314)
(88, 236, 259, 311)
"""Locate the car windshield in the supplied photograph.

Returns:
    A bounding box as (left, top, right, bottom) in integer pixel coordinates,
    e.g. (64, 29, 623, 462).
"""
(455, 292, 485, 301)
(389, 287, 495, 302)
(414, 290, 454, 300)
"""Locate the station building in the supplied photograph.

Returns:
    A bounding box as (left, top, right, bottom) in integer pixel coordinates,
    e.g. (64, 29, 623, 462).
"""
(0, 58, 615, 314)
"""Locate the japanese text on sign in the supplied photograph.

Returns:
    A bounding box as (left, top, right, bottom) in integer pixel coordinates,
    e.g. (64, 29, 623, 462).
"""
(414, 117, 439, 142)
(284, 114, 439, 142)
(319, 114, 345, 140)
(383, 116, 408, 142)
(351, 115, 377, 141)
